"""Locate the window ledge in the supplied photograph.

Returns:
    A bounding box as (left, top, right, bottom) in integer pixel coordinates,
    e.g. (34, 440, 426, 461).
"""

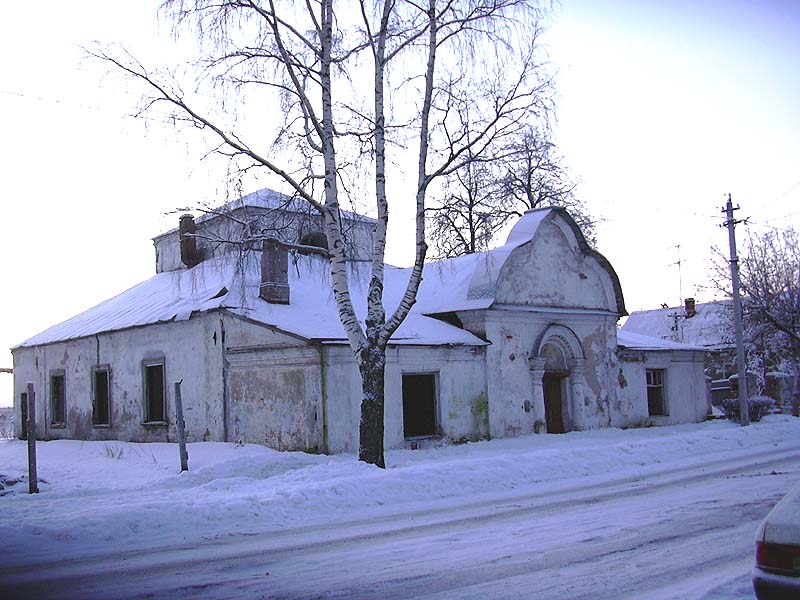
(142, 421, 168, 428)
(92, 424, 112, 429)
(50, 423, 66, 429)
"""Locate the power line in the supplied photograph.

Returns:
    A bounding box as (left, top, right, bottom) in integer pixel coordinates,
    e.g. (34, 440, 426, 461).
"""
(744, 219, 796, 234)
(0, 87, 183, 127)
(774, 178, 800, 201)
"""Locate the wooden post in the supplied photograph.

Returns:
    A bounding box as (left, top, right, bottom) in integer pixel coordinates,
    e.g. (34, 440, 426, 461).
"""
(26, 382, 38, 494)
(174, 380, 189, 472)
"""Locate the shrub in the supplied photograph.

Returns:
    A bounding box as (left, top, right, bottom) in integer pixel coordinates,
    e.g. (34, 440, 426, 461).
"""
(721, 396, 776, 423)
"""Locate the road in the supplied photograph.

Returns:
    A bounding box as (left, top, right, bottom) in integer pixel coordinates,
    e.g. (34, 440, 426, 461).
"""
(3, 444, 799, 600)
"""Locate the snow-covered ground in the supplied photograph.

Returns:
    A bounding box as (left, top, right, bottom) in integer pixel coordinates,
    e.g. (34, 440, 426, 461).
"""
(1, 415, 799, 599)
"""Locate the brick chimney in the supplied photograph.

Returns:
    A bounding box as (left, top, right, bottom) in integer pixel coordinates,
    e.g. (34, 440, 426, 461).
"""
(259, 239, 290, 304)
(684, 297, 696, 318)
(179, 214, 201, 268)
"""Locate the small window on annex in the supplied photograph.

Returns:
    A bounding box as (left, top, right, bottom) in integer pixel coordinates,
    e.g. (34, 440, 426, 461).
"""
(646, 369, 667, 416)
(143, 360, 166, 423)
(402, 373, 437, 438)
(92, 366, 111, 427)
(50, 371, 66, 426)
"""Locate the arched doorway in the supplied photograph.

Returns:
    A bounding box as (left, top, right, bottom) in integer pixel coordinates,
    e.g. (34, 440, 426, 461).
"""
(541, 341, 569, 433)
(529, 324, 586, 434)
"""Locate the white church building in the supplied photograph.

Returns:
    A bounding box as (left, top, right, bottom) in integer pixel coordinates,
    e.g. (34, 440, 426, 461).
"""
(12, 189, 709, 453)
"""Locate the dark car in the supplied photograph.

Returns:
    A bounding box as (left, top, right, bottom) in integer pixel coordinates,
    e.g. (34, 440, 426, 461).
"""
(753, 480, 800, 599)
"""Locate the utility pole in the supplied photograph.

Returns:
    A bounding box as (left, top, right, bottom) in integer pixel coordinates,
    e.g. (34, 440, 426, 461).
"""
(722, 194, 750, 426)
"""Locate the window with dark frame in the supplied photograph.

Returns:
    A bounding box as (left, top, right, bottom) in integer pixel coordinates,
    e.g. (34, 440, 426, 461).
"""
(50, 372, 66, 425)
(143, 361, 166, 423)
(646, 368, 667, 416)
(402, 373, 437, 438)
(93, 367, 111, 426)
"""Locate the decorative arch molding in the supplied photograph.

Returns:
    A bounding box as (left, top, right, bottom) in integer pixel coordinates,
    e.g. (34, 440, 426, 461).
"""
(533, 323, 585, 362)
(528, 323, 588, 434)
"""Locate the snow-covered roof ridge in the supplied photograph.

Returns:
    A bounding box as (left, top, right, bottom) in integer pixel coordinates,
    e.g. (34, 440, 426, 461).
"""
(153, 187, 376, 240)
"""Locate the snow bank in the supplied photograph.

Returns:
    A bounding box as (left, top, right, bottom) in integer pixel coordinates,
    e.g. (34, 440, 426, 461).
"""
(1, 416, 798, 566)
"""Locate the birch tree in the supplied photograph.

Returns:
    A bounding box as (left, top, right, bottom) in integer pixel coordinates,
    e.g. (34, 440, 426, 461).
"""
(93, 0, 549, 466)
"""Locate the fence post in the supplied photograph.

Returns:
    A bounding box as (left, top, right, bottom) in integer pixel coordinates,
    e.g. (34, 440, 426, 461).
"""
(26, 382, 38, 494)
(174, 380, 189, 472)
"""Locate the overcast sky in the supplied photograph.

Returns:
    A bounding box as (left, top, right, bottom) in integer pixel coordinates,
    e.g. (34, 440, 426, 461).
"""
(1, 0, 799, 406)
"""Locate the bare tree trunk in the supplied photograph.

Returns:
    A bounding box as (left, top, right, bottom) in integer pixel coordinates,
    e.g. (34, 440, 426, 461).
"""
(358, 347, 386, 468)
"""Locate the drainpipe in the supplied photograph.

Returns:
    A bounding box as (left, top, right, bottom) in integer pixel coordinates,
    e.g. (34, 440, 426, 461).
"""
(220, 317, 229, 443)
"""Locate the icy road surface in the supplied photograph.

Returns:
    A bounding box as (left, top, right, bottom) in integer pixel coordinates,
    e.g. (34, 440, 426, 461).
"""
(1, 416, 799, 599)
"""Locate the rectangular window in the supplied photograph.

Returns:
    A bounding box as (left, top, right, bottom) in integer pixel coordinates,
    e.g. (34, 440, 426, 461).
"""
(93, 367, 111, 426)
(50, 371, 66, 425)
(143, 361, 166, 423)
(402, 373, 437, 438)
(646, 369, 667, 416)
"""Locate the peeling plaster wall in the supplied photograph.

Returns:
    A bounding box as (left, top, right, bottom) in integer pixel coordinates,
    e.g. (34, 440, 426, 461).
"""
(480, 214, 624, 438)
(11, 315, 225, 443)
(221, 314, 323, 452)
(618, 349, 708, 426)
(225, 346, 322, 452)
(320, 346, 361, 454)
(482, 310, 620, 438)
(322, 344, 488, 454)
(222, 314, 304, 349)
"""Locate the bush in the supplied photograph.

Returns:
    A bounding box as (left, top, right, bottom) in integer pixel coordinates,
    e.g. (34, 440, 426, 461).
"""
(721, 396, 776, 423)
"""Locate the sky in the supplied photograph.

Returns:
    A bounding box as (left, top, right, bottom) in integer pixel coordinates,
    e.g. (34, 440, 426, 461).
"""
(1, 0, 799, 406)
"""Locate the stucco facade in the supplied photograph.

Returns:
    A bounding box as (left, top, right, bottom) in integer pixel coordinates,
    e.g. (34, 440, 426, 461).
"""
(12, 191, 709, 452)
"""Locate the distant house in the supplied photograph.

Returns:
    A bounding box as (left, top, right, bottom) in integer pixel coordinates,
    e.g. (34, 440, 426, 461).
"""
(623, 299, 799, 407)
(12, 189, 709, 452)
(623, 299, 735, 381)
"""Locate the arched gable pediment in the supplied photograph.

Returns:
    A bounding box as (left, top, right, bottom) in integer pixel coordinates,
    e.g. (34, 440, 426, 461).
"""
(494, 209, 626, 315)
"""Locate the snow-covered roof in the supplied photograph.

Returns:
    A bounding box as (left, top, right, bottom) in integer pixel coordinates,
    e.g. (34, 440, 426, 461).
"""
(617, 329, 705, 352)
(413, 209, 551, 314)
(15, 253, 486, 348)
(622, 301, 733, 350)
(16, 206, 623, 349)
(153, 188, 375, 240)
(415, 207, 626, 316)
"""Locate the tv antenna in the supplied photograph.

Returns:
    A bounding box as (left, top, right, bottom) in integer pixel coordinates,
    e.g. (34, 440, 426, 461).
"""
(669, 244, 683, 305)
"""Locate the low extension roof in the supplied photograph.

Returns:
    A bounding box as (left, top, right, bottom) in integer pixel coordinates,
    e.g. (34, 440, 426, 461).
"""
(622, 300, 733, 351)
(617, 329, 705, 352)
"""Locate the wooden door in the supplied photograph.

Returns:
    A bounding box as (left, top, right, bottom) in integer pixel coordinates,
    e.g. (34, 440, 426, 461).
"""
(543, 374, 565, 434)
